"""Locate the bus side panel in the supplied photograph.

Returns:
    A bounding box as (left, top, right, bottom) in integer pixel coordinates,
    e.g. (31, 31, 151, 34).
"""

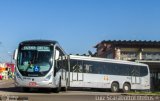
(131, 75, 150, 90)
(70, 73, 132, 89)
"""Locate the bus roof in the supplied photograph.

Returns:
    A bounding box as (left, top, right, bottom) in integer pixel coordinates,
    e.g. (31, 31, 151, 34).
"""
(19, 40, 58, 46)
(69, 55, 148, 67)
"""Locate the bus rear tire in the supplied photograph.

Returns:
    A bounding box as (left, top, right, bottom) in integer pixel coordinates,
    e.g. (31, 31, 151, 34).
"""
(123, 83, 131, 93)
(111, 82, 119, 92)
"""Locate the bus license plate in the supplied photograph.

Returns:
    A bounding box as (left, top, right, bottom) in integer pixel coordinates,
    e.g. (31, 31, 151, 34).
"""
(29, 82, 37, 86)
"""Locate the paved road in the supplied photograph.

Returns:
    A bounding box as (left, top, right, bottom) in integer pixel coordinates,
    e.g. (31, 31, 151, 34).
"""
(0, 80, 125, 101)
(1, 80, 158, 101)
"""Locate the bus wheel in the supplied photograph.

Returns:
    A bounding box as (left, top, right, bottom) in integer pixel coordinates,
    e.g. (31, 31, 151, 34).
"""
(61, 80, 68, 91)
(123, 83, 131, 93)
(55, 78, 61, 93)
(111, 82, 119, 92)
(61, 86, 67, 91)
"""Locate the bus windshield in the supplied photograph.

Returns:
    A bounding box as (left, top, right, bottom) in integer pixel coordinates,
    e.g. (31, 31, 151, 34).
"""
(17, 46, 53, 77)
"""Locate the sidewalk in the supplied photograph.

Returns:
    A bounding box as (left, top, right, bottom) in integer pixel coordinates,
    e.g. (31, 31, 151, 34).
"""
(0, 79, 14, 85)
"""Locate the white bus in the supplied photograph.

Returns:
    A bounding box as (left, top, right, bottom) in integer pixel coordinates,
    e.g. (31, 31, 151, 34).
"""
(14, 40, 150, 93)
(69, 55, 150, 92)
(14, 40, 69, 93)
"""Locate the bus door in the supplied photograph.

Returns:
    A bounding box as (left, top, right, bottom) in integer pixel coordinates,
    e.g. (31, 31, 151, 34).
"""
(131, 66, 141, 84)
(71, 60, 83, 81)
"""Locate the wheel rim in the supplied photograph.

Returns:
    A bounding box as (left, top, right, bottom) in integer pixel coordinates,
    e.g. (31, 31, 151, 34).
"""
(124, 86, 129, 91)
(113, 86, 118, 91)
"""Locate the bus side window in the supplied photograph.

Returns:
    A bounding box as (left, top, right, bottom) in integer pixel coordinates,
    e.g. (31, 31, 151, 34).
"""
(63, 56, 68, 71)
(76, 60, 83, 73)
(84, 64, 90, 73)
(70, 60, 83, 73)
(140, 66, 148, 76)
(57, 56, 62, 69)
(54, 49, 59, 76)
(54, 47, 66, 78)
(55, 48, 63, 68)
(135, 66, 140, 77)
(55, 48, 63, 71)
(83, 61, 93, 73)
(70, 60, 76, 72)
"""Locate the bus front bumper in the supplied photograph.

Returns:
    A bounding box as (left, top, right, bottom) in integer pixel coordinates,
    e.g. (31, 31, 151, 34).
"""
(15, 78, 57, 88)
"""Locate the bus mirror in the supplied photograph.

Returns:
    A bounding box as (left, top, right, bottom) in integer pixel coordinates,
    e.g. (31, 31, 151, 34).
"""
(55, 50, 60, 60)
(13, 49, 18, 60)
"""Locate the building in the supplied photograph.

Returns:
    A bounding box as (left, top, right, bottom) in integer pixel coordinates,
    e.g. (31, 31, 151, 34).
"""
(94, 40, 160, 91)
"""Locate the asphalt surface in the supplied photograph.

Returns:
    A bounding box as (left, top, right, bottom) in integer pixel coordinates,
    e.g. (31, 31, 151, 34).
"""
(0, 80, 123, 101)
(0, 80, 159, 101)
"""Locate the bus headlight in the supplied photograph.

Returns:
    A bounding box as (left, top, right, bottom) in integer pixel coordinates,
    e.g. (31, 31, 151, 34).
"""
(45, 74, 52, 81)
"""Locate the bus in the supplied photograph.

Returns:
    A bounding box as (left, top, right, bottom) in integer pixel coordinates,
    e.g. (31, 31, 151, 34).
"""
(14, 40, 150, 93)
(69, 55, 150, 92)
(14, 40, 69, 92)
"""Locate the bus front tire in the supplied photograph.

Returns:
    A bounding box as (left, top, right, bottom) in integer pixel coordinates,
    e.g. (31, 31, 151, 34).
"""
(111, 82, 119, 92)
(123, 83, 131, 93)
(61, 86, 67, 91)
(55, 78, 61, 93)
(61, 81, 68, 92)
